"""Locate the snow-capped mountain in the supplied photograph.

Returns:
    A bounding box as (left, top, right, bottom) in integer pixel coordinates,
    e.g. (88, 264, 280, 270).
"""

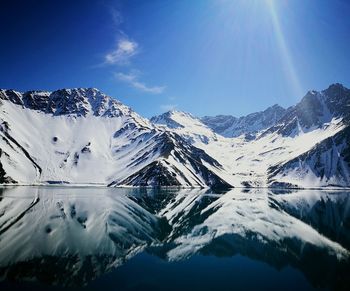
(151, 83, 350, 188)
(0, 83, 350, 188)
(150, 110, 219, 145)
(266, 84, 350, 187)
(265, 83, 350, 137)
(201, 104, 286, 139)
(0, 88, 228, 188)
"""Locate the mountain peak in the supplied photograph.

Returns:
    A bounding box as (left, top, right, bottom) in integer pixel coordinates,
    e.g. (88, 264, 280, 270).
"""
(0, 87, 131, 118)
(326, 83, 345, 90)
(322, 83, 349, 99)
(168, 110, 197, 119)
(151, 110, 206, 129)
(270, 104, 283, 109)
(263, 104, 285, 114)
(150, 111, 186, 129)
(201, 104, 286, 138)
(52, 87, 104, 96)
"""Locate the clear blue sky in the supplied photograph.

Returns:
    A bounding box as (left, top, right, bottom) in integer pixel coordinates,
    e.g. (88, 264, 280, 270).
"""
(1, 0, 350, 117)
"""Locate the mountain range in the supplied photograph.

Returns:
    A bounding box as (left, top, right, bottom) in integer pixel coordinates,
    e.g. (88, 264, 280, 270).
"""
(0, 83, 349, 188)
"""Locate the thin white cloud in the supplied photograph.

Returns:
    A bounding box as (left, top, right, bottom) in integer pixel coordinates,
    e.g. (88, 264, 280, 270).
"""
(104, 8, 167, 95)
(110, 7, 123, 25)
(160, 104, 177, 112)
(105, 38, 138, 65)
(115, 72, 166, 94)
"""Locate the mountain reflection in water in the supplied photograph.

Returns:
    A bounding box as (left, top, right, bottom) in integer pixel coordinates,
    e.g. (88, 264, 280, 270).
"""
(0, 186, 349, 291)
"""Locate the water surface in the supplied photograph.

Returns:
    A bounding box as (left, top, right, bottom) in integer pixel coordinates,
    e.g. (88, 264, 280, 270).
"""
(0, 186, 349, 290)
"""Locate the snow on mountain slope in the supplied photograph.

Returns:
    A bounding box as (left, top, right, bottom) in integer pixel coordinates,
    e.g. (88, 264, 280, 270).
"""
(268, 126, 350, 188)
(0, 89, 229, 188)
(153, 115, 347, 188)
(201, 104, 286, 138)
(1, 83, 350, 189)
(264, 83, 350, 137)
(262, 83, 350, 187)
(151, 84, 350, 188)
(194, 117, 346, 188)
(151, 110, 220, 145)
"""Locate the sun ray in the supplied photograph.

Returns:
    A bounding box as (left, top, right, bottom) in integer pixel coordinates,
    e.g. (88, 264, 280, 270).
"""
(267, 0, 304, 98)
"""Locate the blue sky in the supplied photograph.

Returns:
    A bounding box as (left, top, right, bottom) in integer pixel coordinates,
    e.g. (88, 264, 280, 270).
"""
(1, 0, 350, 118)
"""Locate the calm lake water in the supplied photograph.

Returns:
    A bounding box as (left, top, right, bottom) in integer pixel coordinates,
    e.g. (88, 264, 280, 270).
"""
(0, 186, 349, 291)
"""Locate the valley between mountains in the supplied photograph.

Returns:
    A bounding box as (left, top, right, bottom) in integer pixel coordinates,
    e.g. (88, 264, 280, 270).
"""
(0, 83, 349, 188)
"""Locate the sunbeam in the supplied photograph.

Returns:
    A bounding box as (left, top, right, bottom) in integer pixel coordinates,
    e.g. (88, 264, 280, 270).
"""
(266, 0, 304, 98)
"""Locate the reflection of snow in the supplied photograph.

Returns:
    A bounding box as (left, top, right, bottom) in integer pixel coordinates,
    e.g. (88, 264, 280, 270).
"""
(0, 187, 159, 268)
(165, 189, 349, 261)
(0, 187, 349, 287)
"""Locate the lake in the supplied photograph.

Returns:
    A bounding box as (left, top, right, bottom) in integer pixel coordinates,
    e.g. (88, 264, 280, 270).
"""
(0, 186, 349, 290)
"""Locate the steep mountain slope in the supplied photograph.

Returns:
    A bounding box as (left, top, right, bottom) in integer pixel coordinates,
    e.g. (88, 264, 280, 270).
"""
(150, 110, 219, 145)
(267, 124, 350, 187)
(1, 83, 350, 189)
(151, 84, 350, 188)
(264, 84, 350, 137)
(201, 104, 286, 138)
(264, 84, 350, 187)
(0, 88, 229, 188)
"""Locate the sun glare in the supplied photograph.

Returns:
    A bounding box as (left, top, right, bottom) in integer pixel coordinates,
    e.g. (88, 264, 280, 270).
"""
(215, 0, 304, 98)
(266, 0, 304, 98)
